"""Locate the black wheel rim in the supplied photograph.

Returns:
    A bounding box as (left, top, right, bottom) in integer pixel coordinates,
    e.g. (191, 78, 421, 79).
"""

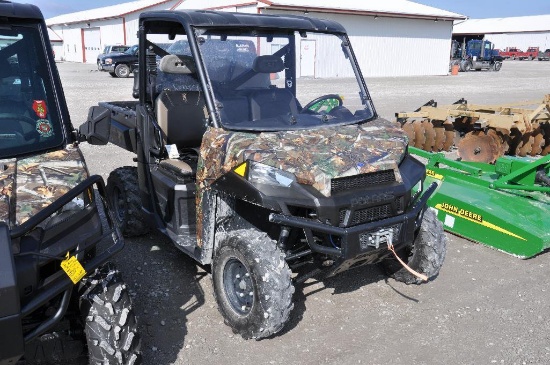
(223, 258, 254, 315)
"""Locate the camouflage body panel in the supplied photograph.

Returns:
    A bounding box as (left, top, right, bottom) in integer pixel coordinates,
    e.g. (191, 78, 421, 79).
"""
(0, 146, 88, 227)
(196, 118, 408, 246)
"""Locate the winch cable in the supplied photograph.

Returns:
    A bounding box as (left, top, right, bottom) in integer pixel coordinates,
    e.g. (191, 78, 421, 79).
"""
(387, 243, 428, 282)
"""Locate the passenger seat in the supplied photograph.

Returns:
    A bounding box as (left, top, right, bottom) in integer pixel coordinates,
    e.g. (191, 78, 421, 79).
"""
(155, 55, 207, 178)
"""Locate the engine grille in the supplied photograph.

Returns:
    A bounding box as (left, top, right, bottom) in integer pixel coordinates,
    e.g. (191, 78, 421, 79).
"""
(340, 204, 392, 226)
(339, 197, 405, 227)
(331, 170, 396, 195)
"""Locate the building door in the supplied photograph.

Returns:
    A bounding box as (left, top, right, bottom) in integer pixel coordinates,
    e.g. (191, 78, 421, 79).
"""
(300, 39, 316, 77)
(82, 28, 101, 64)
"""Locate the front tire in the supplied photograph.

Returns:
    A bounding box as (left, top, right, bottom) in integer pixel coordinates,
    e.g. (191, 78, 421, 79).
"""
(212, 229, 294, 340)
(79, 263, 141, 364)
(381, 208, 447, 284)
(115, 64, 131, 78)
(106, 167, 150, 237)
(493, 61, 502, 71)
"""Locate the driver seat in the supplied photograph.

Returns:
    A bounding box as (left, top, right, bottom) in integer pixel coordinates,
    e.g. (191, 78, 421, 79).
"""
(246, 55, 299, 120)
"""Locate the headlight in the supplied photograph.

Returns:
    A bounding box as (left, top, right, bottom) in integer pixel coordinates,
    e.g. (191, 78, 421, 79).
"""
(235, 161, 296, 187)
(104, 58, 112, 64)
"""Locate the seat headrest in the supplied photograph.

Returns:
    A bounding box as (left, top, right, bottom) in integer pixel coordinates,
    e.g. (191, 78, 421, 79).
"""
(252, 55, 284, 73)
(159, 54, 196, 74)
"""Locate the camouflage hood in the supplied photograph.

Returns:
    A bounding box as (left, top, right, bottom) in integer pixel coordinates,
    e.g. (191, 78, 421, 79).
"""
(199, 118, 408, 197)
(0, 146, 88, 227)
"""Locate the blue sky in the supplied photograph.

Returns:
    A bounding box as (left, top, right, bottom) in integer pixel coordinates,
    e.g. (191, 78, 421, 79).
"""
(17, 0, 550, 20)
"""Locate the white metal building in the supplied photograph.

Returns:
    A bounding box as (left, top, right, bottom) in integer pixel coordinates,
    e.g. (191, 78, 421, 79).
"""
(47, 0, 182, 63)
(47, 28, 63, 59)
(46, 0, 466, 77)
(453, 15, 550, 52)
(175, 0, 466, 77)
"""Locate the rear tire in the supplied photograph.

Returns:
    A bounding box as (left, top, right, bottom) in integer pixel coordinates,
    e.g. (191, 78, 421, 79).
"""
(212, 229, 294, 340)
(115, 64, 131, 78)
(381, 208, 447, 284)
(79, 263, 141, 364)
(106, 166, 150, 237)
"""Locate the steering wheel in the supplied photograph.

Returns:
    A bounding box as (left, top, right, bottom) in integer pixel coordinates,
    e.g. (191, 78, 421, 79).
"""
(0, 113, 41, 143)
(301, 94, 343, 113)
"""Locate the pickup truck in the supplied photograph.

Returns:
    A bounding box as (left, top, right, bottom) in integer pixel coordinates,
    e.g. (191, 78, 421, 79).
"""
(538, 49, 550, 61)
(96, 44, 129, 70)
(517, 47, 539, 60)
(97, 44, 138, 78)
(499, 47, 522, 59)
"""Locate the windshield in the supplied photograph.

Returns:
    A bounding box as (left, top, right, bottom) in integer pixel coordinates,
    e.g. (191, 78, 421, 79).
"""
(111, 45, 129, 53)
(0, 24, 64, 158)
(158, 29, 374, 131)
(125, 45, 138, 55)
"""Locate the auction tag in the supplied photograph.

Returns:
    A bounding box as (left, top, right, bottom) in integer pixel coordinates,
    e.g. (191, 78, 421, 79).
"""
(60, 253, 87, 284)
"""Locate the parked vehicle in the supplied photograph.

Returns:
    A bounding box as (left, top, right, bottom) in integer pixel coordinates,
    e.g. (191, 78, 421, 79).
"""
(451, 39, 503, 72)
(538, 49, 550, 61)
(517, 47, 539, 60)
(96, 44, 130, 70)
(81, 10, 447, 340)
(0, 2, 140, 364)
(98, 44, 138, 78)
(499, 47, 522, 59)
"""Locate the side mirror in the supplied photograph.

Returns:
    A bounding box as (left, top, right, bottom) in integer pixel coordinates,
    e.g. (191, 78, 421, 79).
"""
(79, 106, 111, 145)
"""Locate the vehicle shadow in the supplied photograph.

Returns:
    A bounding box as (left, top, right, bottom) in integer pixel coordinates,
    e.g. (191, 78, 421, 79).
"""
(274, 263, 389, 337)
(112, 231, 206, 365)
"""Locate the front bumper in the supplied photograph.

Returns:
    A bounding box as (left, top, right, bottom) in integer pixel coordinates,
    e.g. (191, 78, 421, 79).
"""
(100, 64, 115, 72)
(269, 182, 437, 276)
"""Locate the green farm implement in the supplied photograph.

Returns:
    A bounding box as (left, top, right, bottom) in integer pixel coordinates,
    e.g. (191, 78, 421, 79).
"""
(410, 147, 550, 258)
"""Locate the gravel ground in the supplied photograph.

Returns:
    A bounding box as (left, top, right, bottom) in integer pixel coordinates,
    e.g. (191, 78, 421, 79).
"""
(59, 60, 550, 365)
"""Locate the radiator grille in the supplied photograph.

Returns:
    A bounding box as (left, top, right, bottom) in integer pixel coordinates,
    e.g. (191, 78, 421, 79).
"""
(340, 204, 393, 226)
(331, 170, 395, 195)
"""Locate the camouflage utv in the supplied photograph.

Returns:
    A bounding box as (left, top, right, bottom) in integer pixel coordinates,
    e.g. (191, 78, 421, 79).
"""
(81, 10, 446, 340)
(0, 2, 140, 364)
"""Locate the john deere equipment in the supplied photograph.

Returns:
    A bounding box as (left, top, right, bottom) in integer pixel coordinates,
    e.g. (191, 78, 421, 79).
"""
(410, 147, 550, 258)
(397, 95, 550, 163)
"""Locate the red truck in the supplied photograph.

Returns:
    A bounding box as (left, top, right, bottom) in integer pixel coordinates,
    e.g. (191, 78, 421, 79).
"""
(518, 47, 539, 60)
(499, 47, 522, 59)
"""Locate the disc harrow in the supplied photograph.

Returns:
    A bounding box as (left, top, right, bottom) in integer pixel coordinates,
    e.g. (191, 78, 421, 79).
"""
(396, 95, 550, 162)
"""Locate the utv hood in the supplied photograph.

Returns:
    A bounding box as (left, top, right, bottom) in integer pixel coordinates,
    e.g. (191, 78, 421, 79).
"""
(0, 146, 88, 227)
(220, 118, 408, 197)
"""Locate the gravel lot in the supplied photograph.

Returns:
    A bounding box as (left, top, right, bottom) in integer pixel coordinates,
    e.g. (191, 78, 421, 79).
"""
(59, 61, 550, 365)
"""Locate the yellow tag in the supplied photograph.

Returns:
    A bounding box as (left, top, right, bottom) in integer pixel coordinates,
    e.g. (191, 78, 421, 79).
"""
(60, 254, 87, 284)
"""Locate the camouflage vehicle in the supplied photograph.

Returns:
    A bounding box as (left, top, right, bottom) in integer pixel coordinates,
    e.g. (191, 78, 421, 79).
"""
(81, 10, 446, 340)
(0, 2, 140, 364)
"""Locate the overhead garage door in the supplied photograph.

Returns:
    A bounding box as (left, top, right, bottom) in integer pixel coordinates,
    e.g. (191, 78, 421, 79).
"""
(82, 28, 101, 64)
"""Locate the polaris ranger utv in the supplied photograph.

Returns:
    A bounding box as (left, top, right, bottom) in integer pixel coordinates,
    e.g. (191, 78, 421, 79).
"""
(81, 10, 446, 340)
(0, 2, 140, 364)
